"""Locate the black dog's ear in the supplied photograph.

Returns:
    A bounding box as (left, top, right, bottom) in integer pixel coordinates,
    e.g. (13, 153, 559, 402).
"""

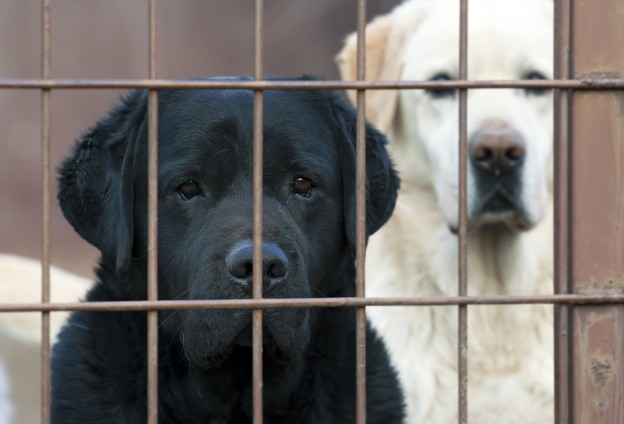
(331, 92, 400, 249)
(57, 90, 147, 274)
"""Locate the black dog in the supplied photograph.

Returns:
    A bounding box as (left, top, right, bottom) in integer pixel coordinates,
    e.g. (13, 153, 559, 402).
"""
(52, 77, 404, 423)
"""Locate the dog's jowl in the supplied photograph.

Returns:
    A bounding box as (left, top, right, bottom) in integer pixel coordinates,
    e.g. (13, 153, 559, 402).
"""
(52, 78, 404, 423)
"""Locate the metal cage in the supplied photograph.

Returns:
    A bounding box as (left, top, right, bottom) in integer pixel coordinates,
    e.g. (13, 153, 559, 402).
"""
(0, 0, 623, 422)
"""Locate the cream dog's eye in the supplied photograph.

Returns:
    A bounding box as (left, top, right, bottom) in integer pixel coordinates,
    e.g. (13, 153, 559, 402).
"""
(427, 73, 455, 99)
(524, 71, 549, 96)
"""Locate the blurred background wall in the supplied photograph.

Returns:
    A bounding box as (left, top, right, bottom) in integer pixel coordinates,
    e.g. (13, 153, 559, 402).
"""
(0, 0, 402, 278)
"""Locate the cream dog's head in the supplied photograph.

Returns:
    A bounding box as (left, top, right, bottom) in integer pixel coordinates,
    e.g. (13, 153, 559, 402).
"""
(338, 0, 553, 232)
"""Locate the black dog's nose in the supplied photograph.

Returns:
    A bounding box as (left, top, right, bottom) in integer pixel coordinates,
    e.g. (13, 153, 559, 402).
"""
(469, 127, 525, 175)
(225, 241, 288, 289)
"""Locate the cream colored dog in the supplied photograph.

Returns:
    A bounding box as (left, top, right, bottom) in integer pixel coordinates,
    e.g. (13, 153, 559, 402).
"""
(0, 254, 91, 424)
(338, 0, 554, 422)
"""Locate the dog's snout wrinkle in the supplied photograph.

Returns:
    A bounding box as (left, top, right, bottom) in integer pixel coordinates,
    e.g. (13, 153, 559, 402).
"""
(225, 241, 289, 289)
(469, 127, 526, 174)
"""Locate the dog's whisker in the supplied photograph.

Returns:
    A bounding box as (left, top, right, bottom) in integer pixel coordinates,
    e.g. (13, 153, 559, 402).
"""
(206, 148, 230, 163)
(310, 286, 327, 297)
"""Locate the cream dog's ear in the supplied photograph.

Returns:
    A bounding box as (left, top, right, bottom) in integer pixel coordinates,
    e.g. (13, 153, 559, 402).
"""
(336, 1, 428, 134)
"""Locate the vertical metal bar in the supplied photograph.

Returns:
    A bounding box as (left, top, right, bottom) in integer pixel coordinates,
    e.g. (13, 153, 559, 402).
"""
(457, 0, 469, 423)
(355, 0, 367, 422)
(147, 0, 159, 423)
(40, 0, 52, 422)
(553, 0, 572, 421)
(566, 0, 624, 421)
(252, 0, 264, 423)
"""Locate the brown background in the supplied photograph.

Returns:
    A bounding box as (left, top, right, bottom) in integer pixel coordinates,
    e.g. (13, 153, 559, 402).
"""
(0, 0, 401, 278)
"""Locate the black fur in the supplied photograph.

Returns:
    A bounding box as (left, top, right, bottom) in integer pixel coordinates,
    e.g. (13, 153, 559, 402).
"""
(52, 77, 403, 423)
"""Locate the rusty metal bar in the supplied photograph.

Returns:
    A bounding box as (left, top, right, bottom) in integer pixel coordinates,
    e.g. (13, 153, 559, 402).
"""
(252, 0, 264, 422)
(355, 0, 367, 421)
(553, 0, 572, 422)
(1, 78, 623, 90)
(3, 294, 622, 313)
(40, 0, 52, 422)
(457, 0, 469, 422)
(252, 93, 264, 424)
(146, 0, 159, 422)
(563, 0, 624, 422)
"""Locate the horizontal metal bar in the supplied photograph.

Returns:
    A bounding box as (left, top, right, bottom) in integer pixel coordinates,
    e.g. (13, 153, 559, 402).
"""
(1, 294, 624, 312)
(0, 78, 623, 90)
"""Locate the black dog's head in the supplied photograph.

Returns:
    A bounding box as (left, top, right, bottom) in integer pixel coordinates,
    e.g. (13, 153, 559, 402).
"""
(58, 77, 399, 369)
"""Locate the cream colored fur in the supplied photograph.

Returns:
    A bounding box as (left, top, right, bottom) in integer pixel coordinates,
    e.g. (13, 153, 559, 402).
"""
(0, 254, 91, 424)
(338, 1, 554, 422)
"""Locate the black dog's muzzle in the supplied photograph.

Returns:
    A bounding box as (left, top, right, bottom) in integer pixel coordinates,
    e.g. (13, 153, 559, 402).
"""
(225, 240, 289, 295)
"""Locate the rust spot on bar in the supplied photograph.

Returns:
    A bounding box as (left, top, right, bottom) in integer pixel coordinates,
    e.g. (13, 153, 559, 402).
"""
(590, 358, 613, 388)
(574, 306, 624, 422)
(579, 72, 623, 88)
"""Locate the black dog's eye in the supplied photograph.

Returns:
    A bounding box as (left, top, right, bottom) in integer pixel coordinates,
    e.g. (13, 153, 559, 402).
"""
(177, 180, 202, 200)
(291, 177, 313, 198)
(426, 73, 456, 99)
(524, 71, 549, 96)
